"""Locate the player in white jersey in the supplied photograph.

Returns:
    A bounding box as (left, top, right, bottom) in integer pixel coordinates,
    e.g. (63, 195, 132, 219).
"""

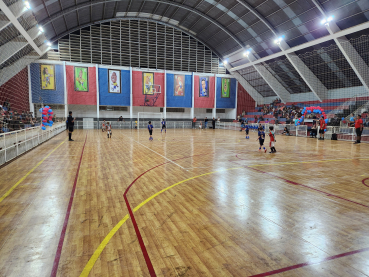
(106, 122, 112, 138)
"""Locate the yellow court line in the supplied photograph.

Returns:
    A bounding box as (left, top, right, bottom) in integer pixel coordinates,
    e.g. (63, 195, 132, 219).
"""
(79, 167, 240, 277)
(80, 157, 369, 276)
(0, 138, 67, 204)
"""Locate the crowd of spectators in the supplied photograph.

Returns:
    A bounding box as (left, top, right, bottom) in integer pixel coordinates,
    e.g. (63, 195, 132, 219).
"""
(0, 100, 46, 133)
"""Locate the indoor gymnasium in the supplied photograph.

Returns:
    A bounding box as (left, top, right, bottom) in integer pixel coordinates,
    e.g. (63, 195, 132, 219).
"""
(0, 0, 369, 276)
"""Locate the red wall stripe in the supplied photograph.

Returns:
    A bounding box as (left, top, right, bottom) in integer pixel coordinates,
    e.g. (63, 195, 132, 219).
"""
(194, 75, 215, 108)
(237, 83, 256, 115)
(0, 67, 30, 113)
(66, 66, 97, 105)
(132, 71, 164, 107)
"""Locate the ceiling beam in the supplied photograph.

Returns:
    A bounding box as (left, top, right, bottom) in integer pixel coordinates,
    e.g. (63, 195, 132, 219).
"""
(0, 0, 42, 55)
(230, 21, 369, 72)
(38, 0, 245, 50)
(309, 0, 369, 94)
(0, 0, 28, 32)
(49, 17, 223, 58)
(236, 0, 277, 36)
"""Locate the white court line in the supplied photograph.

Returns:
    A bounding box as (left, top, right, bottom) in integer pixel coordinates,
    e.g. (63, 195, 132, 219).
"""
(133, 139, 186, 170)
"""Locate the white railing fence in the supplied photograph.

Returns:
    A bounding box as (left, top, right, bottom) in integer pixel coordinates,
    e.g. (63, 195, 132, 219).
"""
(0, 122, 65, 166)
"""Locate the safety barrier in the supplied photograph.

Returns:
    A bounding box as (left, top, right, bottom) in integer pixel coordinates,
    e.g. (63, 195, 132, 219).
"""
(0, 122, 65, 166)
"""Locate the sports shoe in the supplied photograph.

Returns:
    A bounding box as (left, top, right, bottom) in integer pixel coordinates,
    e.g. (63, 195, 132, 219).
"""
(264, 149, 267, 153)
(69, 139, 74, 141)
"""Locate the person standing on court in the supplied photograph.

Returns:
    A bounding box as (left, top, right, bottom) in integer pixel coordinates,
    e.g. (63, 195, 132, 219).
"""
(204, 117, 208, 129)
(192, 117, 197, 129)
(354, 114, 363, 144)
(212, 117, 216, 129)
(67, 111, 75, 141)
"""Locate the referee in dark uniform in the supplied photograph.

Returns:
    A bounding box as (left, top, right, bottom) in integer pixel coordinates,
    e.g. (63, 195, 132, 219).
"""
(67, 111, 75, 141)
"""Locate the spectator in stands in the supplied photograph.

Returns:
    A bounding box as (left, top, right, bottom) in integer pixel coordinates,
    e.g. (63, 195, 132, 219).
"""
(349, 113, 355, 127)
(354, 115, 363, 144)
(310, 121, 317, 138)
(118, 116, 124, 121)
(282, 127, 290, 136)
(254, 115, 257, 123)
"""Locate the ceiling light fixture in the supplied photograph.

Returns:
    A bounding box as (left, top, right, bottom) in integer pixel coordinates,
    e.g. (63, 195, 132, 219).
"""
(46, 41, 52, 46)
(321, 16, 334, 25)
(39, 26, 44, 33)
(24, 1, 31, 10)
(274, 37, 283, 45)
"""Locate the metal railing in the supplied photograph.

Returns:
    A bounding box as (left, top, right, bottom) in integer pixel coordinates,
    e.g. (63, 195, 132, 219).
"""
(0, 122, 65, 166)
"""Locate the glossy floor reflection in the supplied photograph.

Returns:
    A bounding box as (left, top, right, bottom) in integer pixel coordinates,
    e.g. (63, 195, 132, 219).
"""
(0, 128, 368, 277)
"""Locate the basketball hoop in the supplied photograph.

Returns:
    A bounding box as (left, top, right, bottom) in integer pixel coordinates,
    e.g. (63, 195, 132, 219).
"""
(141, 84, 161, 107)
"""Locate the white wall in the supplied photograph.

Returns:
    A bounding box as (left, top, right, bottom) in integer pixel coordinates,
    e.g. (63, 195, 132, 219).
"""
(99, 108, 130, 119)
(69, 105, 97, 118)
(194, 108, 212, 119)
(166, 108, 192, 119)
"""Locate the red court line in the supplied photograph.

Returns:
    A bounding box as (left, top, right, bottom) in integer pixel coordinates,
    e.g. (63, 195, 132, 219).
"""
(249, 167, 369, 209)
(50, 134, 87, 277)
(363, 178, 369, 188)
(249, 246, 369, 277)
(123, 153, 212, 277)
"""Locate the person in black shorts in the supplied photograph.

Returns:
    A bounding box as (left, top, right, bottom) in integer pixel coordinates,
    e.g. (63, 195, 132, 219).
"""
(148, 121, 153, 141)
(67, 111, 75, 141)
(161, 119, 166, 133)
(257, 127, 266, 153)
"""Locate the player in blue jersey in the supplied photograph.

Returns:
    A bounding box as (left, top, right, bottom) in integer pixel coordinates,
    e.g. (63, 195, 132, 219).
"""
(161, 119, 166, 133)
(148, 121, 153, 140)
(257, 127, 267, 153)
(245, 124, 249, 137)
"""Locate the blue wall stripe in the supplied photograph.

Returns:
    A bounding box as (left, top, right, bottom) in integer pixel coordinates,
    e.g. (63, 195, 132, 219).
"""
(30, 63, 65, 104)
(216, 77, 236, 109)
(99, 68, 130, 106)
(166, 74, 192, 108)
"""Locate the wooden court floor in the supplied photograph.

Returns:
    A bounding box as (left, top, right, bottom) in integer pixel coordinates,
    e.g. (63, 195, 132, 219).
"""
(0, 128, 368, 277)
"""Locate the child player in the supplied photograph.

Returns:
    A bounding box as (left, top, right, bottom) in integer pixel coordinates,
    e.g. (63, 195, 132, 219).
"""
(245, 124, 249, 139)
(102, 120, 106, 132)
(106, 121, 112, 138)
(269, 126, 276, 153)
(319, 116, 326, 140)
(257, 127, 267, 153)
(161, 118, 166, 133)
(148, 121, 153, 140)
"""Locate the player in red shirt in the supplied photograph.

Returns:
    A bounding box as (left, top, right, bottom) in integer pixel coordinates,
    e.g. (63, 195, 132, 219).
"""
(268, 126, 276, 153)
(318, 116, 326, 140)
(354, 114, 363, 144)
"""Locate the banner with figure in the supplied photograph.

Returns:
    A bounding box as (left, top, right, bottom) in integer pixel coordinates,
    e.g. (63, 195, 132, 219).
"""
(174, 74, 185, 96)
(108, 70, 121, 93)
(40, 64, 55, 90)
(143, 72, 154, 94)
(74, 67, 89, 92)
(199, 77, 209, 97)
(221, 78, 230, 98)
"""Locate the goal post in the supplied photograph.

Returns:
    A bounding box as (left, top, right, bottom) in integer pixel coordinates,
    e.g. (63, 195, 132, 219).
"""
(137, 112, 163, 129)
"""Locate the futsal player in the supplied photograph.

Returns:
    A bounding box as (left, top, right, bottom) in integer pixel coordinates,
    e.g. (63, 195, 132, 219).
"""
(354, 114, 363, 144)
(106, 122, 112, 138)
(319, 116, 326, 140)
(269, 126, 276, 153)
(148, 121, 153, 140)
(245, 124, 249, 137)
(67, 111, 75, 141)
(257, 127, 266, 153)
(102, 120, 106, 132)
(161, 119, 166, 133)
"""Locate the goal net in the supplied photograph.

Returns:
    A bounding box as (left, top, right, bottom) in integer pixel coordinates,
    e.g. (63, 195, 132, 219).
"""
(137, 112, 163, 129)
